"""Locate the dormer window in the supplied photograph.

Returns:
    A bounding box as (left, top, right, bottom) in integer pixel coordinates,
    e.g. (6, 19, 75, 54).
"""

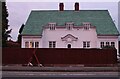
(48, 23, 56, 30)
(84, 26, 89, 30)
(65, 22, 74, 30)
(83, 22, 91, 30)
(50, 26, 55, 30)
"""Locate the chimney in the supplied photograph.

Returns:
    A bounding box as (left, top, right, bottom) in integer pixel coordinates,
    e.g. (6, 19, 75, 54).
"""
(59, 3, 64, 11)
(75, 2, 79, 11)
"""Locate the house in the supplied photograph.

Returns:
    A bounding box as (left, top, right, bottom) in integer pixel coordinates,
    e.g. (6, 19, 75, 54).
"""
(21, 3, 119, 55)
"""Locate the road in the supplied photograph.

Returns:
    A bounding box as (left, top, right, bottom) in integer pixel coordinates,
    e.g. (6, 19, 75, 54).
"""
(2, 66, 120, 79)
(2, 71, 119, 77)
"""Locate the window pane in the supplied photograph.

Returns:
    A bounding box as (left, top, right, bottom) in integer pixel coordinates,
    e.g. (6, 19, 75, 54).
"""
(83, 41, 90, 48)
(87, 42, 90, 48)
(100, 42, 104, 48)
(25, 41, 29, 48)
(53, 41, 56, 48)
(35, 42, 39, 48)
(49, 41, 52, 48)
(49, 41, 56, 48)
(50, 26, 55, 30)
(106, 42, 109, 46)
(30, 42, 34, 48)
(84, 26, 89, 30)
(83, 42, 86, 48)
(111, 42, 115, 47)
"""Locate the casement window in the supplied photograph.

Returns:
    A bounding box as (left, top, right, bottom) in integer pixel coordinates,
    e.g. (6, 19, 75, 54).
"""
(111, 42, 115, 47)
(83, 41, 90, 48)
(35, 42, 39, 48)
(106, 42, 109, 46)
(25, 41, 29, 48)
(83, 22, 91, 30)
(25, 41, 39, 48)
(83, 22, 91, 27)
(66, 22, 74, 30)
(30, 42, 34, 48)
(84, 26, 89, 30)
(49, 41, 52, 48)
(48, 23, 56, 30)
(100, 41, 115, 48)
(49, 41, 56, 48)
(50, 26, 55, 30)
(67, 26, 71, 30)
(100, 42, 104, 48)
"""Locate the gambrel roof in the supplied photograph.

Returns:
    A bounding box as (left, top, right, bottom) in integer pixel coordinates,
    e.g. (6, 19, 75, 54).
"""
(21, 10, 119, 36)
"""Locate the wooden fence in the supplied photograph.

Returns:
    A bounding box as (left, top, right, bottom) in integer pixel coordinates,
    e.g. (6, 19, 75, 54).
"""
(2, 48, 117, 66)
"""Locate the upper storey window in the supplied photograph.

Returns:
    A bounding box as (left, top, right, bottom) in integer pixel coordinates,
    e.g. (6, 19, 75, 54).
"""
(83, 22, 91, 30)
(65, 22, 74, 30)
(48, 23, 56, 30)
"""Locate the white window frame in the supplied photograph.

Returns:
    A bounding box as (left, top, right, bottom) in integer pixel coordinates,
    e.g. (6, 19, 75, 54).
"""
(65, 22, 74, 30)
(30, 41, 34, 48)
(106, 42, 110, 46)
(49, 41, 56, 48)
(83, 41, 90, 48)
(83, 22, 91, 30)
(35, 42, 39, 48)
(25, 41, 29, 48)
(100, 41, 115, 48)
(111, 42, 115, 47)
(100, 42, 104, 48)
(48, 23, 56, 30)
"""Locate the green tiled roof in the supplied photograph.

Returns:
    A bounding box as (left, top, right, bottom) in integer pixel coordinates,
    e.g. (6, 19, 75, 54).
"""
(21, 10, 119, 35)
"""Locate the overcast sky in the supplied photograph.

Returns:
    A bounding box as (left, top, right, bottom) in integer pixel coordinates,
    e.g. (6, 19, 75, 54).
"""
(6, 0, 120, 41)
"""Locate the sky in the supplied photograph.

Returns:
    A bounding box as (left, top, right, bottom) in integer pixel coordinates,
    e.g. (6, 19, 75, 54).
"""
(6, 0, 120, 41)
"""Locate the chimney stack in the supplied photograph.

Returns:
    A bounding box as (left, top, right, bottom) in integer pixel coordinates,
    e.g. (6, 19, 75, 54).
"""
(59, 3, 64, 11)
(75, 2, 79, 11)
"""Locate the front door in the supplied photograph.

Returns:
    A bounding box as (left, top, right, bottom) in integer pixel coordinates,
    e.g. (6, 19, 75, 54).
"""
(67, 44, 71, 48)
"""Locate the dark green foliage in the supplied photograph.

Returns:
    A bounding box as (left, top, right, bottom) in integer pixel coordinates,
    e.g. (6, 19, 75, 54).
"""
(19, 24, 24, 34)
(17, 24, 24, 44)
(2, 2, 12, 47)
(118, 41, 120, 57)
(102, 45, 116, 49)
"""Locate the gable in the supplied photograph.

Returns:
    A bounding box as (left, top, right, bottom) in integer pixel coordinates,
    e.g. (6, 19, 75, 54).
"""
(61, 34, 78, 42)
(21, 10, 119, 36)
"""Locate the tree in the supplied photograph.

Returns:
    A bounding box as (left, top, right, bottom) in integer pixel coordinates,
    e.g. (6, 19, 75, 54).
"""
(0, 2, 2, 47)
(102, 45, 116, 49)
(2, 2, 12, 47)
(117, 41, 120, 62)
(17, 24, 24, 44)
(19, 24, 24, 34)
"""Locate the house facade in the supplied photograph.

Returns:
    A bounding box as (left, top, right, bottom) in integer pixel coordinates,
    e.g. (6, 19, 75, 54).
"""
(21, 3, 119, 55)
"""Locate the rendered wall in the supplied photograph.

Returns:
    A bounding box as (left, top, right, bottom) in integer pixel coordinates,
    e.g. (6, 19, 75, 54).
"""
(21, 27, 119, 54)
(42, 27, 98, 48)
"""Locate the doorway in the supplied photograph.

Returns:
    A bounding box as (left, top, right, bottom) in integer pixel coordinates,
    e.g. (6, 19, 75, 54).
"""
(67, 44, 71, 48)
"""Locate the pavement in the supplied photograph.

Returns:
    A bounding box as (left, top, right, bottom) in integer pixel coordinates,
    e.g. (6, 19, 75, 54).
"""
(2, 71, 120, 77)
(2, 66, 120, 72)
(1, 66, 120, 79)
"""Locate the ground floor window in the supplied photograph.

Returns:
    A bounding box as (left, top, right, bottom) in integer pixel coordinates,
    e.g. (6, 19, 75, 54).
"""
(100, 42, 104, 48)
(25, 41, 29, 48)
(30, 42, 34, 48)
(49, 41, 56, 48)
(25, 41, 39, 48)
(35, 42, 39, 48)
(111, 42, 115, 47)
(100, 41, 115, 48)
(83, 41, 90, 48)
(106, 42, 109, 46)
